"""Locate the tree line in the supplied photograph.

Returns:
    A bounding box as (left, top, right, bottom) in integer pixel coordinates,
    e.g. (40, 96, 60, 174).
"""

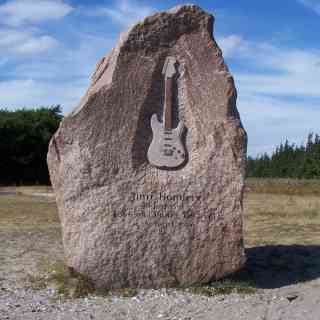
(0, 106, 62, 185)
(1, 106, 319, 184)
(247, 133, 320, 179)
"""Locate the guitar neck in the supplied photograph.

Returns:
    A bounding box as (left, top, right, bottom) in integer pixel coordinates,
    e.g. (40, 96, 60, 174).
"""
(163, 77, 173, 130)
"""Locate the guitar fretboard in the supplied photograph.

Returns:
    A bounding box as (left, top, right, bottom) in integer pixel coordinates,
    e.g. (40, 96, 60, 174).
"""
(163, 77, 173, 130)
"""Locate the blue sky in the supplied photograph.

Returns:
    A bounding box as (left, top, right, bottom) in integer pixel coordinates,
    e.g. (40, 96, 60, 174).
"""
(0, 0, 320, 156)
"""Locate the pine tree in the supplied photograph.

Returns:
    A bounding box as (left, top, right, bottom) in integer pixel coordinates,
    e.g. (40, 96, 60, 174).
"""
(246, 133, 320, 179)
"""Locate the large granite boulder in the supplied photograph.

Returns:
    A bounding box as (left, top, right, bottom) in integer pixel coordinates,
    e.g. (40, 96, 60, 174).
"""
(47, 4, 247, 289)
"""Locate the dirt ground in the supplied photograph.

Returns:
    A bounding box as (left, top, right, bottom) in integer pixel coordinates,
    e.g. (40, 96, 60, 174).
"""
(1, 184, 320, 319)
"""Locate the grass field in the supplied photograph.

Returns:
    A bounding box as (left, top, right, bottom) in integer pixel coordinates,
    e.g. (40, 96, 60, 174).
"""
(243, 178, 320, 246)
(1, 179, 320, 296)
(246, 178, 320, 195)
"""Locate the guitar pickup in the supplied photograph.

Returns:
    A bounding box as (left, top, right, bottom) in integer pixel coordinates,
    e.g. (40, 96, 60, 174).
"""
(163, 149, 174, 156)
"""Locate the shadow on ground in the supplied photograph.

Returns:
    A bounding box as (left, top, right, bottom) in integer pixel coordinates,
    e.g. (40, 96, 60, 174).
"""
(232, 245, 320, 289)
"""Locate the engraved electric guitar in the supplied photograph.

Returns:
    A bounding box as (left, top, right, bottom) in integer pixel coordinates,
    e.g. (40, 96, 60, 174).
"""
(147, 57, 186, 169)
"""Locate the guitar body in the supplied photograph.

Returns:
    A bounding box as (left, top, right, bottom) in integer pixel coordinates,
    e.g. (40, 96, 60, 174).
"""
(147, 114, 186, 168)
(147, 56, 187, 169)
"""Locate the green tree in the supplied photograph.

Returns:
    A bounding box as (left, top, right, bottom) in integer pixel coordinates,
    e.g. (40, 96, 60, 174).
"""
(246, 133, 320, 179)
(0, 105, 62, 185)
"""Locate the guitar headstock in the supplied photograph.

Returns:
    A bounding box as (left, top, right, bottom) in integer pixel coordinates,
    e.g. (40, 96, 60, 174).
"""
(162, 57, 177, 78)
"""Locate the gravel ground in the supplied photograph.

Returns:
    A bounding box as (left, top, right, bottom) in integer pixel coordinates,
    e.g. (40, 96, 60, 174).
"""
(1, 246, 320, 320)
(1, 280, 320, 320)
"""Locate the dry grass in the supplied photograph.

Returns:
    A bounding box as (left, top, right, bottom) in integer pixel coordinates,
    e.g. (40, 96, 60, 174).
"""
(181, 278, 257, 296)
(246, 178, 320, 195)
(0, 194, 58, 232)
(0, 185, 53, 196)
(27, 257, 140, 299)
(244, 190, 320, 247)
(26, 257, 96, 299)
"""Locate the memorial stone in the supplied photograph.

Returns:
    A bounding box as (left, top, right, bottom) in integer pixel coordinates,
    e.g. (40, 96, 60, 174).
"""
(47, 4, 247, 289)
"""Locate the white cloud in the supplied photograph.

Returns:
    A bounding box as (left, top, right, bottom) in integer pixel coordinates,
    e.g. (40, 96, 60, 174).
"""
(14, 32, 114, 81)
(0, 78, 87, 110)
(0, 0, 73, 27)
(14, 35, 58, 55)
(238, 94, 320, 156)
(217, 35, 249, 58)
(90, 0, 154, 28)
(251, 45, 320, 75)
(217, 34, 320, 99)
(237, 72, 320, 98)
(217, 34, 320, 155)
(0, 29, 58, 55)
(297, 0, 320, 15)
(0, 32, 115, 112)
(0, 29, 31, 47)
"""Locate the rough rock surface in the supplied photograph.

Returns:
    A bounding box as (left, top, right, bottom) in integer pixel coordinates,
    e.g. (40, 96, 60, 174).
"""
(47, 4, 247, 289)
